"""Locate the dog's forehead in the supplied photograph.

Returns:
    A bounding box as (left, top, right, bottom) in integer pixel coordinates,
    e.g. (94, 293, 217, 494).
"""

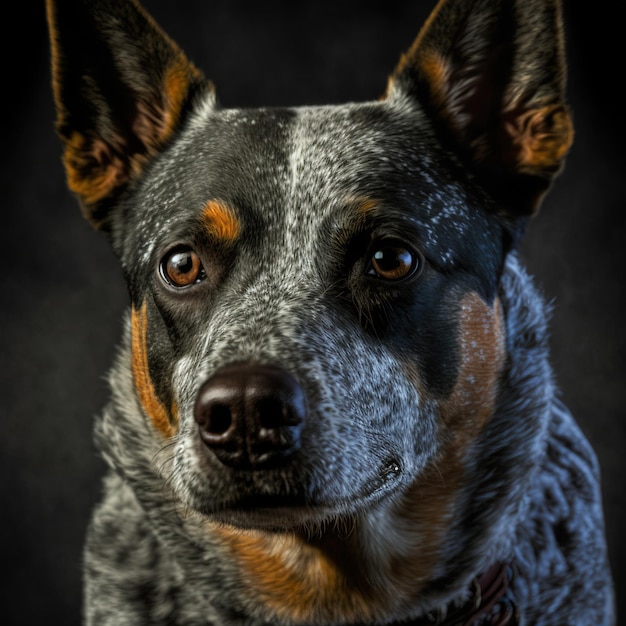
(143, 101, 440, 215)
(126, 98, 488, 271)
(185, 100, 434, 196)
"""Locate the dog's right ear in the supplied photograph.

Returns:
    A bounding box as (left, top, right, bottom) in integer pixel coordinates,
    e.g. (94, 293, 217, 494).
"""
(46, 0, 211, 231)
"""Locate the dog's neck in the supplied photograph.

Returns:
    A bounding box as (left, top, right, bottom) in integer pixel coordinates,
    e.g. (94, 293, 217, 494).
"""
(397, 562, 516, 626)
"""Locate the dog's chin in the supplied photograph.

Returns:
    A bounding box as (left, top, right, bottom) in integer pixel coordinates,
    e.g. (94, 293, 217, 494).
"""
(206, 499, 339, 532)
(195, 459, 404, 533)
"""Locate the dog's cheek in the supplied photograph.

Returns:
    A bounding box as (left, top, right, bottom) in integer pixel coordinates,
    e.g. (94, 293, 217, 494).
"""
(439, 293, 506, 437)
(386, 272, 468, 401)
(381, 293, 506, 596)
(130, 299, 179, 438)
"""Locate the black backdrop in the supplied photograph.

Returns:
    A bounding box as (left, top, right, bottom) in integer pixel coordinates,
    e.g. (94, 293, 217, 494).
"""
(2, 1, 624, 623)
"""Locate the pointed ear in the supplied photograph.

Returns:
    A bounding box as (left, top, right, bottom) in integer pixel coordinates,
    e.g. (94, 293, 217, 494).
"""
(46, 0, 212, 230)
(387, 0, 573, 222)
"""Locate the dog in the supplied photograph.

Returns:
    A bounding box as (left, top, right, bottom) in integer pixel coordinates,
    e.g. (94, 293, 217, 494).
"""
(45, 0, 615, 623)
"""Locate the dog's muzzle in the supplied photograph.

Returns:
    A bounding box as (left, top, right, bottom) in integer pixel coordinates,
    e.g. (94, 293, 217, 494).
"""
(194, 363, 307, 470)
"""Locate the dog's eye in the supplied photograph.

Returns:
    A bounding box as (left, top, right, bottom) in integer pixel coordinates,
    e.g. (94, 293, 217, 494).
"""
(160, 246, 205, 288)
(366, 241, 421, 281)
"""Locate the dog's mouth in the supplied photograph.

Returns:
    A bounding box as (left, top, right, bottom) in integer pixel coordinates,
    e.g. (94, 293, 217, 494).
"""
(183, 361, 411, 530)
(196, 458, 404, 531)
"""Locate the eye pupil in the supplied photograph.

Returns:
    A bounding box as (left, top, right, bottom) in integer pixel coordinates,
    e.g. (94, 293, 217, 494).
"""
(162, 247, 203, 287)
(370, 244, 418, 280)
(171, 252, 193, 274)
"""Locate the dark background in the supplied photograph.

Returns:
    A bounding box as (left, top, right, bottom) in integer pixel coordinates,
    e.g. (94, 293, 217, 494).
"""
(2, 1, 624, 623)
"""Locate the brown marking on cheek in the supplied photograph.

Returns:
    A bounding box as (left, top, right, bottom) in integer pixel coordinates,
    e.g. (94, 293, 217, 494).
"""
(212, 526, 377, 623)
(382, 295, 506, 599)
(440, 294, 506, 438)
(131, 302, 178, 438)
(504, 104, 573, 174)
(201, 200, 240, 243)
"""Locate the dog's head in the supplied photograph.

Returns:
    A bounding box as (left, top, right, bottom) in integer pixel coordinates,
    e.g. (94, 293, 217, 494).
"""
(47, 0, 571, 620)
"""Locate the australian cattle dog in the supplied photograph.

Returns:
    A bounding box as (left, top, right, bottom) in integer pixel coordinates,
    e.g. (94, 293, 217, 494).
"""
(46, 0, 615, 623)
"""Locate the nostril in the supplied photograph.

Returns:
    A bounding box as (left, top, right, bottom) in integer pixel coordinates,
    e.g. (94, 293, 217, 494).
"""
(256, 397, 287, 429)
(194, 383, 237, 431)
(208, 403, 232, 434)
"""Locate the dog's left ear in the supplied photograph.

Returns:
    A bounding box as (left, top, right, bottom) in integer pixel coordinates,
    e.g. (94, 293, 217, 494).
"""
(387, 0, 572, 224)
(46, 0, 210, 231)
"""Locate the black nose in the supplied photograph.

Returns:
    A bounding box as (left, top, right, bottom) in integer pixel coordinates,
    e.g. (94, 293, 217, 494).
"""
(194, 363, 307, 469)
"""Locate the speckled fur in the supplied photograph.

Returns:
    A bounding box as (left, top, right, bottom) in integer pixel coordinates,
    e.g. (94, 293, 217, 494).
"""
(46, 0, 615, 624)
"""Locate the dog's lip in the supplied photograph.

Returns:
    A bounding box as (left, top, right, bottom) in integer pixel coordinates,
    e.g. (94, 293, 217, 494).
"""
(223, 493, 309, 511)
(202, 459, 404, 530)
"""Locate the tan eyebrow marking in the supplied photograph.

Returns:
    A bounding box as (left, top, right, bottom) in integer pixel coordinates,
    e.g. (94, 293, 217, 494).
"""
(201, 199, 240, 243)
(355, 197, 381, 216)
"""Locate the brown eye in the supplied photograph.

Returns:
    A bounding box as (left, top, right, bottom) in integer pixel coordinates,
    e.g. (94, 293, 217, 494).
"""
(161, 246, 204, 287)
(367, 242, 420, 281)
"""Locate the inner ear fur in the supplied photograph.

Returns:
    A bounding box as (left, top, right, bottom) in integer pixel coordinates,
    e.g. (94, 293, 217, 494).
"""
(387, 0, 573, 221)
(46, 0, 211, 230)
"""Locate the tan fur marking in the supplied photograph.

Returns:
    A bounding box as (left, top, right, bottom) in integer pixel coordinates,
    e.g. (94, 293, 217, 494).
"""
(506, 104, 573, 173)
(441, 294, 505, 436)
(133, 56, 200, 152)
(385, 294, 506, 597)
(63, 132, 129, 207)
(330, 197, 381, 248)
(131, 302, 177, 438)
(385, 0, 449, 100)
(385, 458, 464, 599)
(201, 200, 240, 242)
(161, 58, 199, 142)
(213, 526, 376, 623)
(355, 198, 380, 216)
(416, 50, 451, 111)
(45, 0, 66, 127)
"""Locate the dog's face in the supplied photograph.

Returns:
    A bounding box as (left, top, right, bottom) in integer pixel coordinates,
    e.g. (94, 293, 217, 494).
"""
(121, 99, 506, 528)
(47, 0, 572, 609)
